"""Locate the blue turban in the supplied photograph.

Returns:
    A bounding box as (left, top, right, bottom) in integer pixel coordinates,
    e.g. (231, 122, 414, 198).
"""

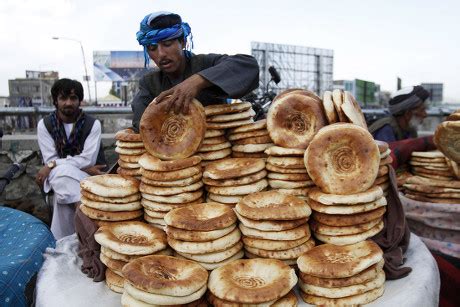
(136, 11, 193, 67)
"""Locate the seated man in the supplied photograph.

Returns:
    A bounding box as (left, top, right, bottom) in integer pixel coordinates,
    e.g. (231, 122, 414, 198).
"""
(35, 78, 106, 240)
(369, 86, 436, 169)
(132, 11, 260, 130)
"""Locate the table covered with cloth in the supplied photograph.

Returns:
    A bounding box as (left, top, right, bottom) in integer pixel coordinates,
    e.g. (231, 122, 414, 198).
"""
(0, 206, 56, 307)
(35, 233, 439, 307)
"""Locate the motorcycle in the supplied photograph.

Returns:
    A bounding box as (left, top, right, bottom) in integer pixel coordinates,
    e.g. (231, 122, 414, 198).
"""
(247, 66, 281, 121)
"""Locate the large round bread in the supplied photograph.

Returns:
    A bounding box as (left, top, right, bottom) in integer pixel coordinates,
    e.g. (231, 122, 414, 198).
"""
(207, 118, 254, 129)
(208, 258, 297, 304)
(434, 121, 460, 162)
(80, 205, 143, 221)
(205, 179, 268, 196)
(312, 207, 386, 227)
(80, 174, 139, 198)
(203, 169, 267, 187)
(322, 91, 338, 124)
(228, 129, 269, 141)
(308, 197, 387, 215)
(139, 154, 201, 171)
(115, 128, 142, 142)
(167, 227, 241, 254)
(141, 197, 204, 212)
(264, 146, 305, 156)
(80, 190, 141, 204)
(141, 190, 203, 204)
(81, 196, 142, 212)
(164, 203, 237, 231)
(175, 250, 245, 271)
(267, 172, 310, 181)
(300, 285, 385, 306)
(140, 98, 206, 160)
(105, 269, 124, 293)
(204, 102, 252, 116)
(308, 186, 383, 205)
(166, 224, 236, 242)
(235, 191, 311, 220)
(228, 119, 267, 134)
(297, 240, 383, 278)
(122, 286, 207, 306)
(305, 123, 380, 194)
(235, 210, 307, 231)
(198, 148, 232, 160)
(239, 223, 310, 241)
(244, 237, 315, 260)
(94, 221, 167, 255)
(242, 234, 310, 251)
(207, 108, 255, 122)
(177, 241, 243, 263)
(332, 89, 347, 122)
(341, 91, 368, 129)
(232, 135, 272, 145)
(122, 255, 207, 297)
(267, 93, 327, 149)
(203, 158, 265, 180)
(141, 165, 201, 181)
(266, 163, 308, 174)
(141, 172, 202, 187)
(311, 217, 382, 236)
(139, 181, 203, 196)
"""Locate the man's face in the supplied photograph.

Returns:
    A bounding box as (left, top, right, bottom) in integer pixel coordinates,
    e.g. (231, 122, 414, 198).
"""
(408, 103, 428, 128)
(147, 39, 185, 75)
(56, 91, 80, 117)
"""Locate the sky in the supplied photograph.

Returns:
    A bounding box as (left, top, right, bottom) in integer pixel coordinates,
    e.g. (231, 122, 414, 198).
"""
(1, 0, 459, 102)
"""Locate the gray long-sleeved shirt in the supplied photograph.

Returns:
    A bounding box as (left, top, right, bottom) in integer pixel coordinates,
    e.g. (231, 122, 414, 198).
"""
(131, 53, 259, 131)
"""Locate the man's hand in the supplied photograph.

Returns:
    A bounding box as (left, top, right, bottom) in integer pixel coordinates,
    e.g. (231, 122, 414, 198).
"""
(35, 166, 52, 187)
(82, 165, 107, 176)
(155, 74, 212, 114)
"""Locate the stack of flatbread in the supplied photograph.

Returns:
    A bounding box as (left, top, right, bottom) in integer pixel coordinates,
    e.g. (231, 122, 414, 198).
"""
(409, 151, 454, 181)
(235, 191, 314, 266)
(203, 158, 268, 207)
(403, 175, 460, 204)
(138, 154, 204, 228)
(122, 255, 208, 305)
(115, 129, 146, 177)
(375, 140, 392, 196)
(79, 174, 143, 225)
(434, 115, 460, 163)
(265, 146, 313, 198)
(297, 240, 385, 305)
(305, 124, 385, 244)
(198, 128, 232, 167)
(94, 221, 169, 293)
(308, 187, 386, 245)
(207, 258, 298, 306)
(164, 203, 243, 270)
(227, 119, 273, 159)
(322, 90, 368, 129)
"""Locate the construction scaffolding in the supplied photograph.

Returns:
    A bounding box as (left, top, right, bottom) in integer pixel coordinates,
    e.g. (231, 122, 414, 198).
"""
(251, 41, 334, 96)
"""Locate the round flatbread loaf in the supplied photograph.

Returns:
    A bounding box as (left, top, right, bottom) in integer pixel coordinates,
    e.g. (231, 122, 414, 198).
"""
(80, 190, 140, 204)
(206, 178, 268, 196)
(268, 179, 314, 189)
(177, 241, 243, 264)
(232, 143, 273, 153)
(164, 203, 237, 231)
(312, 207, 386, 227)
(202, 135, 227, 145)
(207, 108, 255, 122)
(267, 156, 305, 169)
(205, 102, 252, 116)
(94, 221, 167, 255)
(175, 250, 245, 271)
(264, 146, 305, 156)
(266, 163, 307, 174)
(116, 140, 144, 149)
(204, 158, 265, 180)
(411, 150, 445, 158)
(139, 181, 203, 196)
(123, 284, 207, 306)
(305, 123, 380, 194)
(117, 167, 141, 177)
(332, 89, 347, 122)
(242, 234, 310, 251)
(235, 210, 307, 231)
(203, 169, 267, 187)
(118, 159, 140, 169)
(167, 227, 241, 254)
(122, 255, 208, 297)
(341, 91, 367, 129)
(141, 165, 201, 181)
(207, 118, 254, 129)
(239, 223, 310, 241)
(208, 258, 297, 304)
(434, 121, 460, 162)
(80, 174, 139, 198)
(229, 119, 267, 134)
(267, 172, 310, 181)
(80, 205, 143, 221)
(166, 224, 236, 242)
(119, 154, 143, 163)
(198, 141, 231, 152)
(141, 197, 204, 212)
(81, 196, 141, 212)
(300, 286, 384, 306)
(244, 237, 315, 260)
(236, 191, 311, 220)
(232, 134, 272, 145)
(100, 253, 127, 276)
(141, 172, 202, 187)
(198, 148, 232, 160)
(139, 154, 201, 171)
(314, 221, 384, 246)
(141, 190, 203, 204)
(309, 197, 387, 215)
(308, 186, 383, 205)
(231, 152, 267, 159)
(205, 129, 225, 138)
(115, 128, 142, 142)
(297, 240, 383, 278)
(105, 268, 124, 293)
(207, 193, 243, 204)
(311, 217, 382, 236)
(115, 147, 146, 155)
(140, 98, 206, 160)
(322, 91, 338, 124)
(228, 129, 269, 141)
(267, 93, 327, 149)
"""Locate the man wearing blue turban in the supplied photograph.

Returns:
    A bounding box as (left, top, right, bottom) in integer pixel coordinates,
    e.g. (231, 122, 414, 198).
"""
(132, 12, 259, 130)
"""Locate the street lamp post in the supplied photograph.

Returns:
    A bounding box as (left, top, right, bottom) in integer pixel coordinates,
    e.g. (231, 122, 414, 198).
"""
(52, 36, 92, 104)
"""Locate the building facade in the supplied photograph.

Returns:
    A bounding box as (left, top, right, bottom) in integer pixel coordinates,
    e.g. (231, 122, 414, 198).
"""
(8, 71, 59, 107)
(333, 79, 380, 107)
(421, 83, 443, 105)
(251, 42, 334, 96)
